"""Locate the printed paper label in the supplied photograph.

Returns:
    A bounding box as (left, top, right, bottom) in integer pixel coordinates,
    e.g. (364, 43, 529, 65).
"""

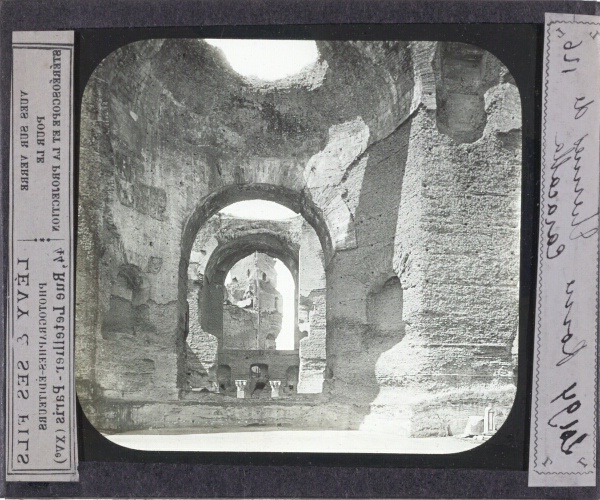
(6, 31, 78, 482)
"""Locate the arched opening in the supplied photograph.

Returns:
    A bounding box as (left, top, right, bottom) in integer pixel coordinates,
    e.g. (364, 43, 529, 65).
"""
(181, 192, 328, 397)
(217, 364, 232, 393)
(179, 184, 334, 268)
(285, 365, 300, 394)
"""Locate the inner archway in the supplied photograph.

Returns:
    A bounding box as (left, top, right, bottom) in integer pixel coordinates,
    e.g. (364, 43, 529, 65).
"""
(223, 252, 295, 351)
(183, 195, 328, 396)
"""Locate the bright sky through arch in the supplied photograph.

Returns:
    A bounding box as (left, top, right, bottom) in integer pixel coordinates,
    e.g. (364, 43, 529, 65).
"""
(274, 259, 295, 350)
(219, 200, 298, 220)
(204, 39, 319, 81)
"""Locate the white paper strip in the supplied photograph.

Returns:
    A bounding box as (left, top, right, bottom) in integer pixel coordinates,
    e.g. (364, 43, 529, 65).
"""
(528, 13, 599, 487)
(6, 31, 78, 482)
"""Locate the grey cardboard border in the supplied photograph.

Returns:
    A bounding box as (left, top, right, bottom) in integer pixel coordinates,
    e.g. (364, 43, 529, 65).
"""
(1, 0, 599, 498)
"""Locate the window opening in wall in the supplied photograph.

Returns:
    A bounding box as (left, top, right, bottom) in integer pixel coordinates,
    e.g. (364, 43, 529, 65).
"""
(286, 366, 299, 392)
(250, 364, 268, 377)
(249, 364, 270, 398)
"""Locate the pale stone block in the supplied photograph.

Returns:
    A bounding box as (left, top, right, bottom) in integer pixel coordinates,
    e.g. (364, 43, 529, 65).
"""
(464, 415, 484, 436)
(270, 380, 281, 398)
(235, 380, 247, 399)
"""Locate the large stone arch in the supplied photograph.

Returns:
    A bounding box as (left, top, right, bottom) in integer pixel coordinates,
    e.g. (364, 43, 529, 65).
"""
(76, 38, 416, 407)
(179, 183, 333, 279)
(178, 185, 333, 392)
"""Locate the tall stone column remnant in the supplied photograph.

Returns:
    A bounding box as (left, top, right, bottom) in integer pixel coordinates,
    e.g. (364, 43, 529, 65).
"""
(362, 42, 522, 437)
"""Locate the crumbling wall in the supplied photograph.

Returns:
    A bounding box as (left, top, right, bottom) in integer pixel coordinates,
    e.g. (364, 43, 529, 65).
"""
(222, 252, 283, 351)
(297, 221, 327, 393)
(373, 44, 521, 436)
(222, 305, 283, 350)
(225, 253, 281, 309)
(190, 215, 301, 339)
(324, 118, 410, 409)
(298, 291, 327, 393)
(77, 40, 184, 402)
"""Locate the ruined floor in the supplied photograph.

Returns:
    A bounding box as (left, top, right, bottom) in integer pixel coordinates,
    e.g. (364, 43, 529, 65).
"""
(104, 428, 481, 454)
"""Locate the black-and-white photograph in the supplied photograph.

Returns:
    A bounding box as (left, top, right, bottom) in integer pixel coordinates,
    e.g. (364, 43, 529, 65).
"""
(75, 38, 522, 454)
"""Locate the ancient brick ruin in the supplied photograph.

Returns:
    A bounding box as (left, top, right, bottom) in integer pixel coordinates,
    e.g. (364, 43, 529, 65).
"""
(76, 40, 521, 438)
